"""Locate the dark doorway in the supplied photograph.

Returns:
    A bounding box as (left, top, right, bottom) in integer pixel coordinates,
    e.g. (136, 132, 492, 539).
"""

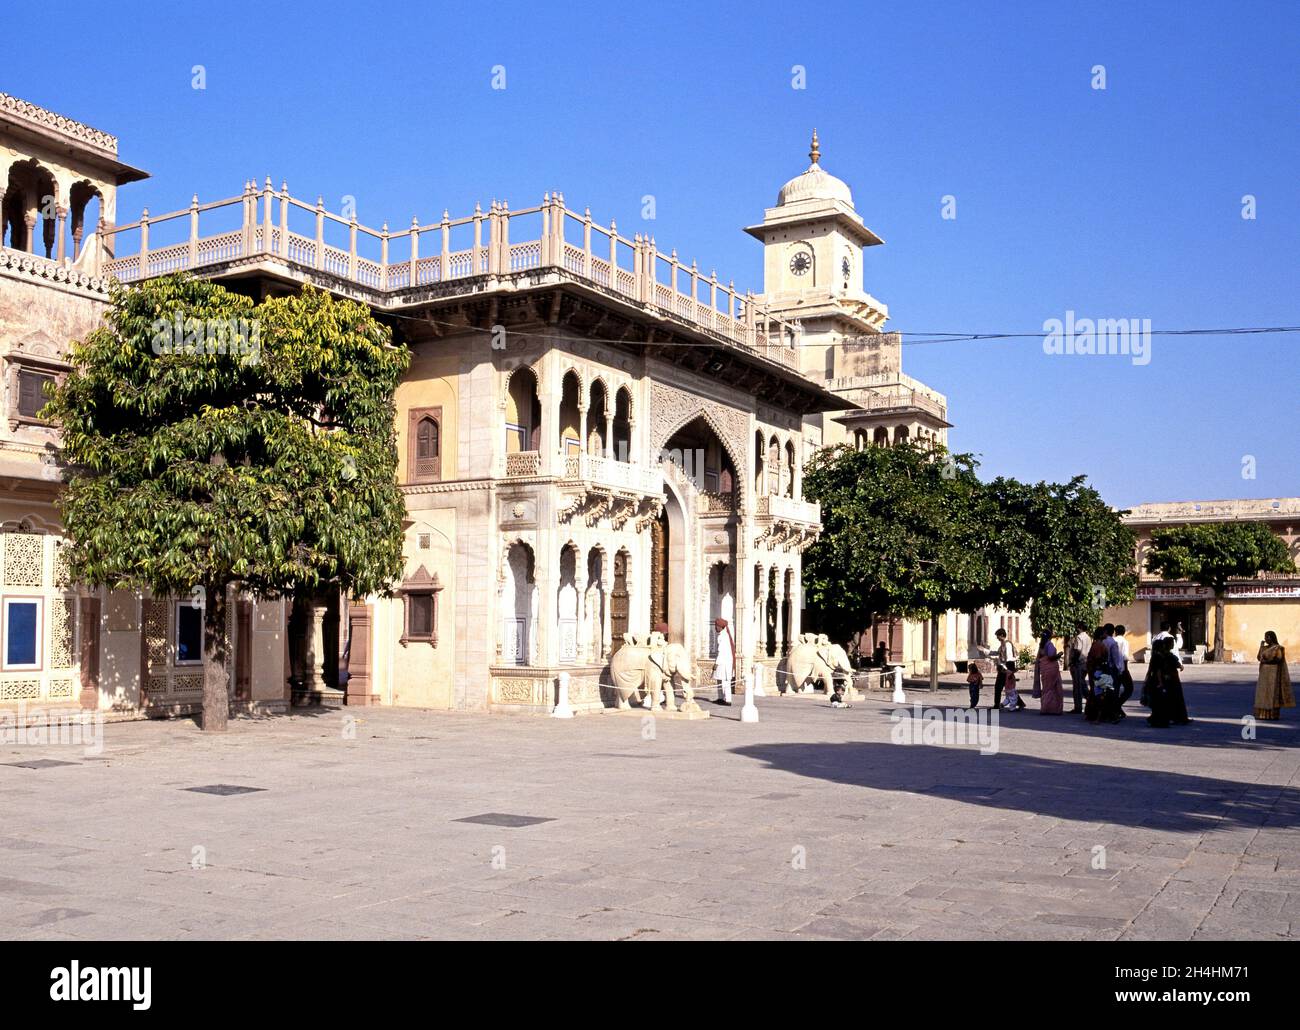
(610, 551, 629, 654)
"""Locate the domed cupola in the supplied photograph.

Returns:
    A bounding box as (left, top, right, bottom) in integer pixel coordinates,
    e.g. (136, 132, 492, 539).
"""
(776, 130, 854, 208)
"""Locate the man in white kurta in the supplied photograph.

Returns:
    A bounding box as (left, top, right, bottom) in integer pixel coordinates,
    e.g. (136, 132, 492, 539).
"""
(714, 617, 735, 706)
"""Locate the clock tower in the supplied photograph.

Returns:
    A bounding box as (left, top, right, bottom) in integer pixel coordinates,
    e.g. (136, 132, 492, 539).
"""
(746, 132, 949, 450)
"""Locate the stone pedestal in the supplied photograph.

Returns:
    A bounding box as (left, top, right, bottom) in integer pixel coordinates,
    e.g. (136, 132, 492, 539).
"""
(345, 601, 379, 706)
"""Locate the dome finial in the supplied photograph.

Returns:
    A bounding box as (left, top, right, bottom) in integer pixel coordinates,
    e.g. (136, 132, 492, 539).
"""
(809, 128, 821, 166)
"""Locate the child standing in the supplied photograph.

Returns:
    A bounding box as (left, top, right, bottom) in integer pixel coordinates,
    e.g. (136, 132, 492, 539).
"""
(966, 663, 984, 710)
(1001, 662, 1025, 711)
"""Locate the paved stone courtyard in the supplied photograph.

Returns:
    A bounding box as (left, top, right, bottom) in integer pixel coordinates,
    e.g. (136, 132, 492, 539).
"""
(1, 665, 1297, 940)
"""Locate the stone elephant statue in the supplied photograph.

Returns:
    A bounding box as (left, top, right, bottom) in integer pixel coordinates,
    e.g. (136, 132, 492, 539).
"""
(781, 635, 853, 695)
(608, 633, 696, 711)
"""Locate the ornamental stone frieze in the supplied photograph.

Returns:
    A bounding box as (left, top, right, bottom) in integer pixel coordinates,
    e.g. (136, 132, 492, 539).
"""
(649, 381, 750, 489)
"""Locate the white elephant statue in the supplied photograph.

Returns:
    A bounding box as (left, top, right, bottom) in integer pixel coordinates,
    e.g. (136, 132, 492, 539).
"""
(645, 642, 696, 711)
(782, 635, 854, 695)
(608, 633, 696, 711)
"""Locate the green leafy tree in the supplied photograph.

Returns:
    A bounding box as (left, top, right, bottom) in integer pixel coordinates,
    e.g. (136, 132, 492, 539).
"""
(983, 476, 1136, 638)
(802, 443, 996, 651)
(46, 274, 410, 729)
(1146, 521, 1293, 660)
(803, 446, 1136, 671)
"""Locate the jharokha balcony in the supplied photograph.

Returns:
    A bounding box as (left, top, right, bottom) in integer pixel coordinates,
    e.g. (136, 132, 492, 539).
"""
(91, 181, 804, 370)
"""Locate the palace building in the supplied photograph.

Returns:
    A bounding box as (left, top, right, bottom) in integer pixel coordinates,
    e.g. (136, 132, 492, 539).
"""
(1, 93, 970, 716)
(1104, 498, 1300, 662)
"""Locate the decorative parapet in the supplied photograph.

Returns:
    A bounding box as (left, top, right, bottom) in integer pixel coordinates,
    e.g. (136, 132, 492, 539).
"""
(0, 249, 111, 297)
(0, 92, 119, 156)
(99, 184, 803, 370)
(560, 452, 663, 496)
(504, 451, 541, 477)
(1124, 498, 1300, 525)
(756, 492, 821, 526)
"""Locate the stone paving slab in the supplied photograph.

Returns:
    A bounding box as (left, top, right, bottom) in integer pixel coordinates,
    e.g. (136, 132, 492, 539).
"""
(0, 664, 1296, 940)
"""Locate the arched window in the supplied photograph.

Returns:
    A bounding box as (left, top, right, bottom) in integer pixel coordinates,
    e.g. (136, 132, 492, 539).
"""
(767, 436, 780, 495)
(407, 406, 443, 483)
(784, 440, 796, 498)
(613, 387, 632, 463)
(505, 368, 540, 453)
(873, 427, 888, 447)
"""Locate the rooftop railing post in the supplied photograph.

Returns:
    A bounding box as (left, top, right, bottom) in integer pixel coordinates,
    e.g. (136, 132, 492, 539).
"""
(728, 280, 736, 322)
(242, 181, 254, 256)
(486, 202, 499, 279)
(540, 193, 551, 266)
(745, 290, 756, 348)
(582, 209, 592, 278)
(440, 209, 450, 282)
(262, 176, 273, 255)
(632, 234, 642, 299)
(472, 202, 483, 274)
(669, 249, 679, 303)
(690, 260, 698, 311)
(608, 219, 618, 291)
(552, 192, 566, 267)
(409, 215, 420, 286)
(188, 194, 199, 267)
(348, 212, 357, 280)
(380, 223, 389, 290)
(278, 182, 289, 258)
(499, 201, 510, 274)
(139, 208, 149, 275)
(709, 270, 718, 329)
(314, 197, 324, 270)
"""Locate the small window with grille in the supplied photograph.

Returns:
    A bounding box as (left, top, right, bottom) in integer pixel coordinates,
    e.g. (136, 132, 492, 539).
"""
(407, 406, 443, 483)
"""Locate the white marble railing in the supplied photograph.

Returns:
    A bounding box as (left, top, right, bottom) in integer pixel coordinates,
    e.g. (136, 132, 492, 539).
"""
(561, 453, 663, 494)
(757, 493, 820, 525)
(98, 183, 802, 370)
(504, 451, 541, 477)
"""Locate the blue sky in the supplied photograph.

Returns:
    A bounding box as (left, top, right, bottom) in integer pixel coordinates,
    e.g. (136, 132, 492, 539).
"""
(10, 0, 1296, 507)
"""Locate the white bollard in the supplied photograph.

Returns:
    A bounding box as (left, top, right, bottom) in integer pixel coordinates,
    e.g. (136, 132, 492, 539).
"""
(552, 671, 574, 719)
(741, 670, 759, 723)
(891, 665, 906, 705)
(752, 663, 767, 697)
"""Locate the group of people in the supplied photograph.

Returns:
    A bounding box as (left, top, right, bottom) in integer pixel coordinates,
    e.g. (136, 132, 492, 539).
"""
(964, 622, 1188, 727)
(964, 620, 1295, 728)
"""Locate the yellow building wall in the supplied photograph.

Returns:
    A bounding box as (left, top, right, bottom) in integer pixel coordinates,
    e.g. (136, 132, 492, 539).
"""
(395, 350, 458, 482)
(1215, 600, 1300, 659)
(376, 507, 457, 709)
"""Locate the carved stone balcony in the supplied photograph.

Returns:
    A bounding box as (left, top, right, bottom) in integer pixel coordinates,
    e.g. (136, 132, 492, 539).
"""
(754, 492, 821, 553)
(504, 451, 541, 478)
(560, 452, 664, 496)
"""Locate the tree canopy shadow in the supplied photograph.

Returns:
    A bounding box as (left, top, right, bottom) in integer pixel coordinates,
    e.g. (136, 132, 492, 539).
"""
(730, 740, 1300, 833)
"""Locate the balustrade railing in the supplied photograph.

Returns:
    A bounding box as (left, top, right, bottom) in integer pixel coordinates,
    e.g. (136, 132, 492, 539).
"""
(559, 452, 663, 494)
(756, 493, 821, 524)
(504, 451, 541, 477)
(93, 182, 802, 369)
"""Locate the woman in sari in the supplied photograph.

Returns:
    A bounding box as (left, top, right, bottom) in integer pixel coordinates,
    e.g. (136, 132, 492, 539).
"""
(1036, 632, 1064, 714)
(1144, 638, 1190, 727)
(1254, 631, 1294, 720)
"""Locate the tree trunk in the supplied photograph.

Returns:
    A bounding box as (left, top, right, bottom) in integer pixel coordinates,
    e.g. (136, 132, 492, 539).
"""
(929, 613, 940, 691)
(1212, 591, 1225, 663)
(200, 585, 229, 731)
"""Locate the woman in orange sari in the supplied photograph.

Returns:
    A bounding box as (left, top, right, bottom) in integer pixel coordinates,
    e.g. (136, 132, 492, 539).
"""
(1254, 631, 1294, 720)
(1036, 632, 1064, 714)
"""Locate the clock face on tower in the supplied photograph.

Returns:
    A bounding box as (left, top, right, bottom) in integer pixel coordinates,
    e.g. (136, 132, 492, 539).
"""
(789, 251, 811, 276)
(841, 256, 852, 282)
